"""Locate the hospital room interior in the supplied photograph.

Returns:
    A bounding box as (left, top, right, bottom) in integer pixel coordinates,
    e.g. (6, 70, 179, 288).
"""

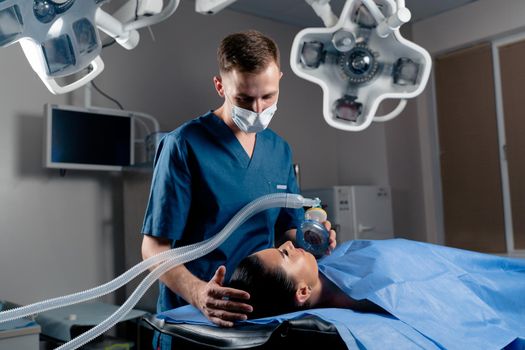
(0, 0, 524, 349)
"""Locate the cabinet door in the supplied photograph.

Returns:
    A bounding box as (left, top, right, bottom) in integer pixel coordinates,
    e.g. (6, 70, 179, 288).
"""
(435, 43, 506, 253)
(499, 40, 525, 250)
(351, 186, 394, 240)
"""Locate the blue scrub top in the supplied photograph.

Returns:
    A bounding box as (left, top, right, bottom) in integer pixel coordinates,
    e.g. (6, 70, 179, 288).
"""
(142, 111, 303, 311)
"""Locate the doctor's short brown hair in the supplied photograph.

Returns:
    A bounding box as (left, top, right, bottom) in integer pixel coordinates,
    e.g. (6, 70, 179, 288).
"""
(217, 30, 280, 74)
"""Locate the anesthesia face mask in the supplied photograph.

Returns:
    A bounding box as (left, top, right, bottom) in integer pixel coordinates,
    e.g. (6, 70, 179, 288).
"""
(290, 0, 432, 131)
(296, 207, 330, 258)
(0, 0, 104, 94)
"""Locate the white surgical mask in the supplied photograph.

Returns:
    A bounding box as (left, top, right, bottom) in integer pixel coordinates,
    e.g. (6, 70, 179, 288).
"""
(231, 102, 278, 133)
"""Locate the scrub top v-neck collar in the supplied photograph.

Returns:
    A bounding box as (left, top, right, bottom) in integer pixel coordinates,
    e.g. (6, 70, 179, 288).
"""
(209, 112, 261, 169)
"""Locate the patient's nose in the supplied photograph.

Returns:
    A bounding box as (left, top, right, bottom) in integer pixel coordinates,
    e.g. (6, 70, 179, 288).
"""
(280, 241, 293, 250)
(284, 241, 297, 253)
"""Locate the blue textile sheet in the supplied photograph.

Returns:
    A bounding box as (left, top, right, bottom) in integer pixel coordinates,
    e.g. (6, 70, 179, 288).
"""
(158, 239, 525, 350)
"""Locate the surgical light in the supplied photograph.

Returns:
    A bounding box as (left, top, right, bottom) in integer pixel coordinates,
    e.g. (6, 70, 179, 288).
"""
(0, 0, 179, 95)
(291, 0, 432, 131)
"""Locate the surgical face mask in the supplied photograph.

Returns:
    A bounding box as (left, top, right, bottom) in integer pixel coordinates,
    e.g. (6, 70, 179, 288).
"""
(230, 101, 278, 133)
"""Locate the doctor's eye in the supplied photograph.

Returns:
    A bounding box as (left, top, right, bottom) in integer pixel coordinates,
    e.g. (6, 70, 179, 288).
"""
(236, 96, 253, 104)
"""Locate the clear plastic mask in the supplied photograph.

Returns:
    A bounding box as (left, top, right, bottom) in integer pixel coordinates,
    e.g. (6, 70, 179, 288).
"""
(296, 208, 329, 259)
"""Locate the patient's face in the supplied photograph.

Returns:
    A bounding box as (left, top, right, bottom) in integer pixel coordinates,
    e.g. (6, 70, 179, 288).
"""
(255, 241, 318, 287)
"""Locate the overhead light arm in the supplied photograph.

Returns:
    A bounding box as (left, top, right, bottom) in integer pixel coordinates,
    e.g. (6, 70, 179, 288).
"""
(305, 0, 339, 27)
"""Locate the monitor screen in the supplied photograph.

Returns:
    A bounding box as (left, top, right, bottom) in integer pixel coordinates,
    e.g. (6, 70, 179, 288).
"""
(44, 104, 135, 171)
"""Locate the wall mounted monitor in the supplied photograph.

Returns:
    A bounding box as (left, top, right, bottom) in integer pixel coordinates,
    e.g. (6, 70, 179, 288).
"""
(44, 104, 135, 171)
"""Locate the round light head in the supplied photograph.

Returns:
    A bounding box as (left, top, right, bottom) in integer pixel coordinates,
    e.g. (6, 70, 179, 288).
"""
(339, 44, 380, 84)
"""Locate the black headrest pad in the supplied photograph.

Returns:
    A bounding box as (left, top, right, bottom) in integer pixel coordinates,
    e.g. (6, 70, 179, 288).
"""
(142, 314, 345, 349)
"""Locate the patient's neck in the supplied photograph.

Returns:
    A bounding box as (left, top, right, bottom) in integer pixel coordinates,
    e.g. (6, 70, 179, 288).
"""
(311, 274, 352, 308)
(312, 274, 387, 313)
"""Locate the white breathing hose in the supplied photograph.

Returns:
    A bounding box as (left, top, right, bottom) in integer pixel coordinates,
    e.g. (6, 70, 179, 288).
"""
(0, 193, 319, 349)
(0, 239, 207, 322)
(57, 252, 203, 349)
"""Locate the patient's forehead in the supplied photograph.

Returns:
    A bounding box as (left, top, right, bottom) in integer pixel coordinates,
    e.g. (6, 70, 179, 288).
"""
(255, 249, 283, 270)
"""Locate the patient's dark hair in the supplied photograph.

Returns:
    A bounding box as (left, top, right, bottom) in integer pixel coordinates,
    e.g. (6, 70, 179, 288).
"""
(229, 254, 304, 319)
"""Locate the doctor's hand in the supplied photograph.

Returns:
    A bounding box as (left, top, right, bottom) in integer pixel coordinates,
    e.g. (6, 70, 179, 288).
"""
(323, 220, 337, 254)
(194, 265, 253, 327)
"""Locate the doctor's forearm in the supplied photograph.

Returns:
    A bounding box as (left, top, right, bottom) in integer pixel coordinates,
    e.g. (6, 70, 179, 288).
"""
(160, 264, 206, 307)
(141, 235, 205, 306)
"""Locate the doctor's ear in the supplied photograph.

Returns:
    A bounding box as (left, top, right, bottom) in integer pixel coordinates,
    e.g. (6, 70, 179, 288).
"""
(295, 282, 312, 306)
(213, 76, 224, 97)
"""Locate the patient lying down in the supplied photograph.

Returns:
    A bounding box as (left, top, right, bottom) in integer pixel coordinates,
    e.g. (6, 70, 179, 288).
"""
(165, 238, 524, 349)
(228, 241, 386, 319)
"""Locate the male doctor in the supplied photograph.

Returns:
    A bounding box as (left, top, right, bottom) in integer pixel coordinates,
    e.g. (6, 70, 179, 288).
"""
(141, 30, 336, 350)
